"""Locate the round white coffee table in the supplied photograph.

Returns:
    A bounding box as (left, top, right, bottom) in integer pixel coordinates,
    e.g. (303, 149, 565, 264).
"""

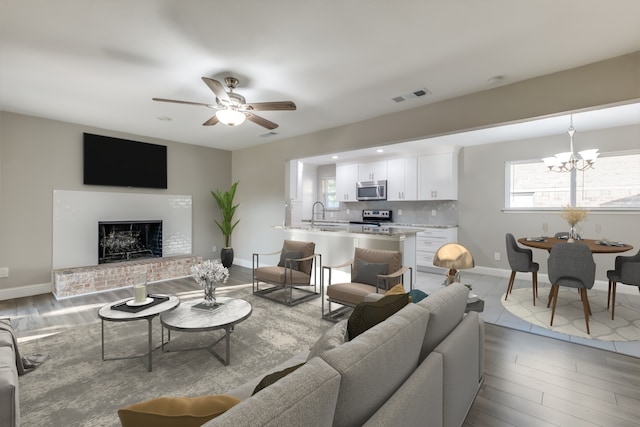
(160, 297, 252, 365)
(98, 294, 180, 372)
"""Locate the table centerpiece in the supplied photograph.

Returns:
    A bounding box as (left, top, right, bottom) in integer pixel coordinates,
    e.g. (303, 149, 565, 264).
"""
(560, 205, 589, 242)
(190, 259, 229, 306)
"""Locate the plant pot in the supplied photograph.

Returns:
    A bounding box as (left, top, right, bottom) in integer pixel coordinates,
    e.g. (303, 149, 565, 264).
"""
(220, 247, 234, 268)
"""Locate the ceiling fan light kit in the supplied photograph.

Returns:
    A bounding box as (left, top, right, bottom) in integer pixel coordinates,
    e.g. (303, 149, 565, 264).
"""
(153, 76, 296, 130)
(216, 109, 246, 126)
(541, 114, 599, 172)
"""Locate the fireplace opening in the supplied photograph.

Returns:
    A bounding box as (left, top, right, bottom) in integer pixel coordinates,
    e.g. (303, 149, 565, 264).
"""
(99, 220, 162, 264)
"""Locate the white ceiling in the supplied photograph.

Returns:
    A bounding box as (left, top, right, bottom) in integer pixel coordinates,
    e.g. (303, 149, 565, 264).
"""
(1, 0, 640, 151)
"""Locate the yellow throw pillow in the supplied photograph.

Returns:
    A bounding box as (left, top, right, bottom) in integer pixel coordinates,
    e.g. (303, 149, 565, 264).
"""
(117, 395, 241, 427)
(384, 284, 406, 295)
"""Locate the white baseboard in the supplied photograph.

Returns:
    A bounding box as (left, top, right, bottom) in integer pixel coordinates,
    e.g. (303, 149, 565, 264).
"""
(0, 282, 52, 301)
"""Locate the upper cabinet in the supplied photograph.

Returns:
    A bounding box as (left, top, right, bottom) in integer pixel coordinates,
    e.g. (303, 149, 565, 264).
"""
(387, 158, 417, 201)
(418, 150, 459, 200)
(336, 163, 358, 202)
(358, 161, 387, 182)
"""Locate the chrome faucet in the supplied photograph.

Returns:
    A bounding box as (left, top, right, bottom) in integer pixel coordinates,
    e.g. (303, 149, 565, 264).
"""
(311, 201, 325, 225)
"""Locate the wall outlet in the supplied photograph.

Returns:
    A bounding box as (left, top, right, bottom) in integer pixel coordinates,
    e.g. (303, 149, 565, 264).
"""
(346, 209, 350, 215)
(212, 246, 217, 253)
(0, 267, 8, 278)
(397, 209, 403, 215)
(353, 239, 359, 248)
(494, 252, 501, 261)
(431, 209, 437, 216)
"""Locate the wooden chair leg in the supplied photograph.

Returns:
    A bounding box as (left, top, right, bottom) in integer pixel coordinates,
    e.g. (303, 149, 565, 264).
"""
(607, 280, 612, 309)
(505, 271, 516, 300)
(550, 285, 559, 326)
(580, 289, 591, 334)
(611, 282, 617, 320)
(547, 285, 557, 308)
(531, 271, 538, 306)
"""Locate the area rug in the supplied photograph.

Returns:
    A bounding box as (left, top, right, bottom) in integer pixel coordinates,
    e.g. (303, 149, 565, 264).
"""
(18, 286, 332, 427)
(501, 287, 640, 341)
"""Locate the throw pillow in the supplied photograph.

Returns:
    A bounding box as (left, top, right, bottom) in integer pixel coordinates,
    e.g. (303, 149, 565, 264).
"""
(408, 289, 429, 303)
(347, 293, 410, 340)
(117, 395, 241, 427)
(352, 258, 388, 287)
(278, 249, 302, 271)
(252, 363, 305, 395)
(306, 319, 349, 361)
(385, 284, 406, 296)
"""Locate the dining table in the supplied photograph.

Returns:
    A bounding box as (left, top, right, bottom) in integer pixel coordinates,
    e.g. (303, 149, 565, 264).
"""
(518, 237, 634, 254)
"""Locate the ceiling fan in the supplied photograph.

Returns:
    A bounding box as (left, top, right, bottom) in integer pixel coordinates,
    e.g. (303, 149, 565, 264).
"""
(152, 77, 296, 130)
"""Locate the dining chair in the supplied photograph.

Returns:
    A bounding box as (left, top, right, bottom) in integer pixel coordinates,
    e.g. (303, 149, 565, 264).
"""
(547, 243, 596, 334)
(606, 249, 640, 320)
(505, 233, 539, 305)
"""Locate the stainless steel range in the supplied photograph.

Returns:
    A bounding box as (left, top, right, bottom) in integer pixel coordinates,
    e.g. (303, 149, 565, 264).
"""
(349, 209, 392, 226)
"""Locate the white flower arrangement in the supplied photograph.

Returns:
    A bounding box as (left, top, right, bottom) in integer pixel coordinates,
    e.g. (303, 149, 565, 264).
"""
(190, 259, 229, 287)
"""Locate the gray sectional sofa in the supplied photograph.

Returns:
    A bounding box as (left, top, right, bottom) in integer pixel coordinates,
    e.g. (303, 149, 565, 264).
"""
(0, 319, 20, 427)
(206, 282, 484, 427)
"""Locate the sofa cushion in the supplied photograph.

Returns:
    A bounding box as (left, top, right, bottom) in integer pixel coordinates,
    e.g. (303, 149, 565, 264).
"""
(117, 395, 241, 427)
(416, 283, 469, 362)
(307, 320, 348, 361)
(281, 240, 315, 275)
(252, 363, 304, 395)
(352, 258, 388, 286)
(277, 250, 301, 271)
(320, 303, 430, 427)
(347, 294, 410, 339)
(385, 284, 406, 295)
(254, 266, 311, 285)
(407, 289, 428, 303)
(0, 346, 19, 427)
(205, 357, 341, 427)
(327, 282, 378, 305)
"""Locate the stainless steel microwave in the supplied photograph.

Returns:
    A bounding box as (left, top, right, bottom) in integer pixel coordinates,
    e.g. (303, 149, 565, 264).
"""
(356, 180, 387, 201)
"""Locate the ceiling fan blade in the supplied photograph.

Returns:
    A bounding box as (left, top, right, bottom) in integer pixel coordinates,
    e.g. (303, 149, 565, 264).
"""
(202, 77, 230, 103)
(246, 112, 278, 130)
(245, 101, 297, 111)
(203, 115, 219, 126)
(152, 98, 212, 107)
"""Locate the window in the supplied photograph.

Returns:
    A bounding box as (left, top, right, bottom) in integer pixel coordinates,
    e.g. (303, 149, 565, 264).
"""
(506, 152, 640, 209)
(322, 177, 339, 209)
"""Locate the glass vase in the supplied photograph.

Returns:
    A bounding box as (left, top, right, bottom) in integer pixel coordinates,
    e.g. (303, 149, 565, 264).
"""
(203, 278, 217, 305)
(568, 225, 577, 242)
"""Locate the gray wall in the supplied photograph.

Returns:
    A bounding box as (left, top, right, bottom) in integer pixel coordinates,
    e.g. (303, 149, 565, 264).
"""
(231, 53, 640, 281)
(0, 112, 232, 293)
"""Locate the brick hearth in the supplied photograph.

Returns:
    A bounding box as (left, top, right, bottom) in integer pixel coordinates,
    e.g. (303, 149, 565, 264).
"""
(52, 255, 202, 298)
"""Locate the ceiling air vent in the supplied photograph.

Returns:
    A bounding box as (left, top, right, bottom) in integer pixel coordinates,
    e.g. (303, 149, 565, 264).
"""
(392, 87, 431, 103)
(259, 131, 279, 138)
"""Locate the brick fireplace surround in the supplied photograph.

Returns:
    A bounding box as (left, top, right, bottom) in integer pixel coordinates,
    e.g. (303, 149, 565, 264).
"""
(52, 255, 202, 299)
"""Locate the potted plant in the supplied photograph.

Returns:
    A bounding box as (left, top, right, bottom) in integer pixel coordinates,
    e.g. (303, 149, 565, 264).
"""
(211, 181, 240, 267)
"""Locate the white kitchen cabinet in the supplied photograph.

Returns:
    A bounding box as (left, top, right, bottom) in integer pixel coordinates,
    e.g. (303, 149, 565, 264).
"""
(418, 151, 459, 200)
(358, 161, 387, 182)
(387, 158, 417, 201)
(335, 163, 358, 202)
(416, 227, 458, 273)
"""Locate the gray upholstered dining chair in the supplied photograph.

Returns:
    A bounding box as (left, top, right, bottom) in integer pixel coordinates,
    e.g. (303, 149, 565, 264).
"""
(547, 243, 596, 334)
(607, 249, 640, 320)
(505, 233, 539, 305)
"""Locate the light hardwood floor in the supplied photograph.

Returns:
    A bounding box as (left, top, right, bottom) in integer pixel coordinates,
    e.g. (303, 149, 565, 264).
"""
(1, 266, 639, 426)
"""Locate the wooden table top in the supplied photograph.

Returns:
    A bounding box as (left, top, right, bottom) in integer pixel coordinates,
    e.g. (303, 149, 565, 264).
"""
(518, 237, 634, 254)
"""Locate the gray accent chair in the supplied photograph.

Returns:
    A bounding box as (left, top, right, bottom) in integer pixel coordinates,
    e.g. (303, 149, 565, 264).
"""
(253, 240, 321, 306)
(607, 249, 640, 319)
(321, 248, 412, 322)
(505, 233, 539, 305)
(547, 243, 596, 334)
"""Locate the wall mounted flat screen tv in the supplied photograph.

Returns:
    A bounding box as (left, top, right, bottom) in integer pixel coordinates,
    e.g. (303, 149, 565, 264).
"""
(83, 133, 167, 189)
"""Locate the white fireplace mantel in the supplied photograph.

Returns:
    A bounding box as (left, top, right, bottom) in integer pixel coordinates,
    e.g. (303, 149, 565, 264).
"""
(53, 190, 192, 269)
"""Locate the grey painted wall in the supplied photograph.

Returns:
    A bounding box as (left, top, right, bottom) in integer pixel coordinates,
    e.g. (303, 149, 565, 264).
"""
(0, 112, 232, 292)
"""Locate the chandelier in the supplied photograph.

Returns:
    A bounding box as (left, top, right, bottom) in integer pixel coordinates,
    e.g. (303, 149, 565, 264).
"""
(542, 114, 599, 172)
